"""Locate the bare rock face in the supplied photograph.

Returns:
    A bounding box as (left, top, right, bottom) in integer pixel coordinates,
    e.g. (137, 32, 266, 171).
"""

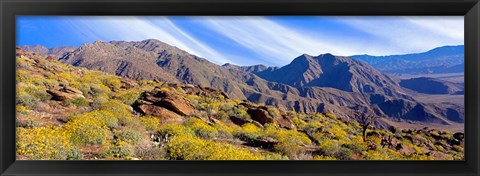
(62, 86, 83, 95)
(133, 86, 194, 119)
(155, 98, 194, 116)
(276, 116, 296, 130)
(46, 86, 84, 101)
(137, 104, 183, 123)
(229, 116, 253, 126)
(453, 132, 464, 141)
(120, 78, 138, 89)
(396, 143, 416, 156)
(247, 108, 274, 125)
(250, 137, 279, 149)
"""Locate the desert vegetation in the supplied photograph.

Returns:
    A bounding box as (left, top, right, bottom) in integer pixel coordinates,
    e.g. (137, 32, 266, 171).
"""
(15, 49, 464, 160)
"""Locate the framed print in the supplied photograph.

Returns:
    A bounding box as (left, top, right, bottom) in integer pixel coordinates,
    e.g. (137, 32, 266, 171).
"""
(1, 0, 480, 175)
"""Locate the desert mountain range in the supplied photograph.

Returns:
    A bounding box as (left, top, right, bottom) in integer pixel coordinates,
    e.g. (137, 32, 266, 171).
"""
(19, 39, 464, 128)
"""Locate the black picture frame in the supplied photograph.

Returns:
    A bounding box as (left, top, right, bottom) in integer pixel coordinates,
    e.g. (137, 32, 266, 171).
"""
(1, 0, 479, 176)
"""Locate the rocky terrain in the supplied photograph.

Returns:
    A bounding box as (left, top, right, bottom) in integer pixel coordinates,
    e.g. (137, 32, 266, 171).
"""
(15, 48, 465, 160)
(20, 40, 464, 129)
(18, 45, 76, 59)
(399, 77, 464, 95)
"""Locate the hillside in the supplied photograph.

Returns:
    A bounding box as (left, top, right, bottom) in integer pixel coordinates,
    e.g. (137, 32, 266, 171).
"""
(350, 45, 464, 75)
(399, 77, 464, 95)
(18, 45, 76, 59)
(20, 40, 464, 127)
(15, 48, 464, 160)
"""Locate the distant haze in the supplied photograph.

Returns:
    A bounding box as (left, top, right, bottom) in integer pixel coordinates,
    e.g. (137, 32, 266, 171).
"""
(17, 16, 464, 66)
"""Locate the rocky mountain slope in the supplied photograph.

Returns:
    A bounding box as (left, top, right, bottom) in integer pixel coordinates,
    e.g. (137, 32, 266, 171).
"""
(20, 40, 464, 127)
(350, 45, 464, 75)
(222, 63, 278, 74)
(399, 77, 464, 95)
(14, 48, 465, 160)
(18, 45, 76, 59)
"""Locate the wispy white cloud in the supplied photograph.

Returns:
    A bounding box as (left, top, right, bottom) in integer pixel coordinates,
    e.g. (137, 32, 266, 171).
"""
(197, 17, 362, 65)
(331, 16, 464, 55)
(65, 16, 233, 64)
(404, 16, 463, 42)
(43, 16, 464, 66)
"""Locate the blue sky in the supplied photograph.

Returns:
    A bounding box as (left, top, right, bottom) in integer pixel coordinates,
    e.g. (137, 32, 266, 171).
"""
(17, 16, 464, 66)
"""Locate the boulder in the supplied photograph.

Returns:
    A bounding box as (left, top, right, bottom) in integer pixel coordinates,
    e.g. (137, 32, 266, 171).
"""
(453, 132, 464, 141)
(250, 137, 278, 149)
(120, 79, 138, 89)
(230, 116, 252, 126)
(275, 116, 296, 130)
(428, 151, 449, 160)
(381, 136, 398, 148)
(139, 89, 195, 116)
(143, 95, 161, 103)
(434, 141, 450, 150)
(239, 102, 256, 109)
(155, 98, 194, 116)
(137, 104, 183, 123)
(247, 108, 274, 125)
(62, 86, 83, 95)
(396, 143, 415, 155)
(402, 129, 413, 134)
(46, 89, 84, 101)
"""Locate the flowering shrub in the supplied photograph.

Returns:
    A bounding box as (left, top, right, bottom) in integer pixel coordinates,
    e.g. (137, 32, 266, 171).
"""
(116, 89, 143, 105)
(16, 127, 81, 160)
(212, 121, 237, 139)
(235, 123, 263, 141)
(63, 111, 115, 145)
(313, 155, 337, 160)
(157, 123, 195, 137)
(166, 135, 260, 160)
(102, 75, 122, 91)
(139, 116, 160, 131)
(184, 118, 218, 139)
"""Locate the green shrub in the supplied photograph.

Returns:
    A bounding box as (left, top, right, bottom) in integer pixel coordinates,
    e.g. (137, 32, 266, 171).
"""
(71, 97, 89, 107)
(89, 84, 111, 97)
(16, 93, 39, 108)
(273, 142, 304, 159)
(115, 128, 142, 144)
(109, 140, 134, 157)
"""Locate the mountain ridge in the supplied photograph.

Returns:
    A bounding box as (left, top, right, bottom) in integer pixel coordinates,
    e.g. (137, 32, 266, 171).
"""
(19, 40, 464, 127)
(349, 45, 464, 75)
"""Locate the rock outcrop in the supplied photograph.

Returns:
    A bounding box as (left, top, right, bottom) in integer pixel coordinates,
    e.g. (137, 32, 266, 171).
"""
(46, 86, 84, 101)
(133, 86, 195, 122)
